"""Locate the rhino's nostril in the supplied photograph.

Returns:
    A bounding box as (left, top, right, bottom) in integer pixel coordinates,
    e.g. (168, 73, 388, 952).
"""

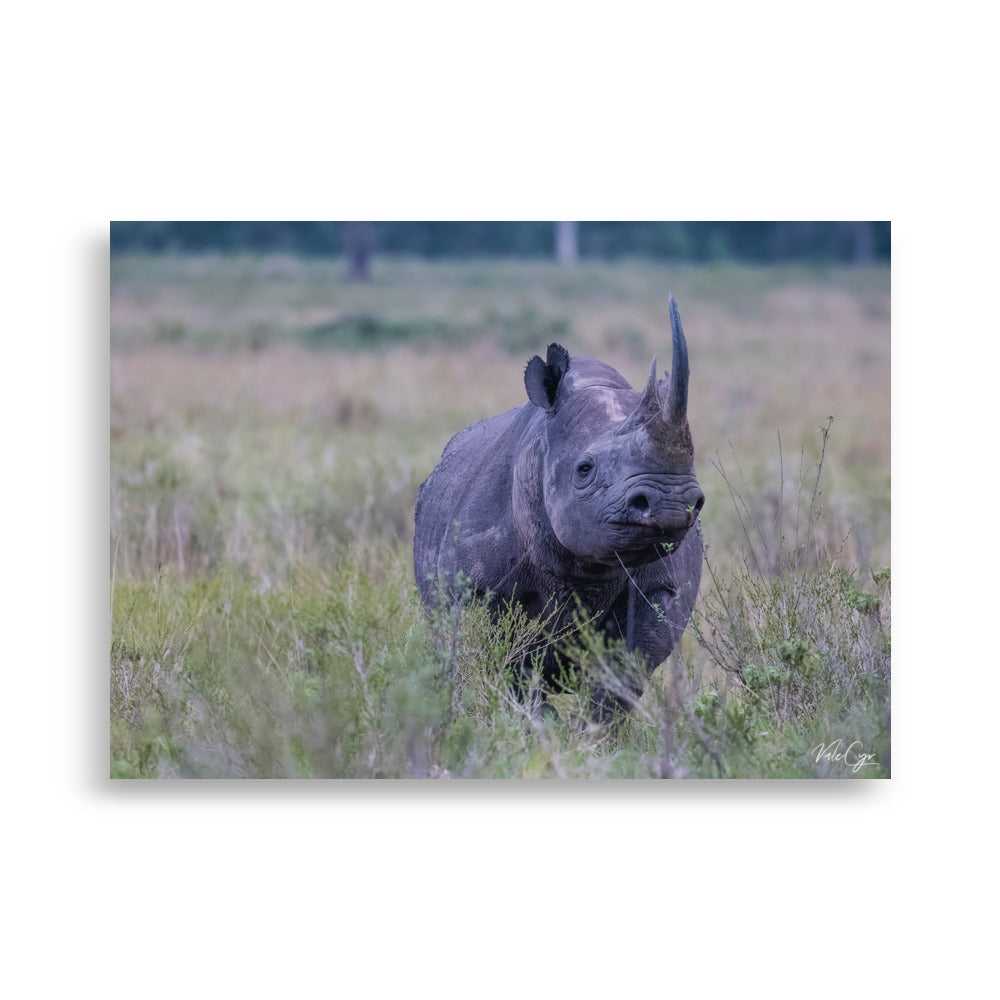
(628, 493, 650, 514)
(684, 491, 705, 526)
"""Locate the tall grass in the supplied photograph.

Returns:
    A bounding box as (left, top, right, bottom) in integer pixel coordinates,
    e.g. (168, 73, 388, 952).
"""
(688, 420, 890, 777)
(110, 255, 890, 778)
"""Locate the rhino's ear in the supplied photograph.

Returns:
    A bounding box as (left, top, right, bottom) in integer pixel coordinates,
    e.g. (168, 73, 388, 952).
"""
(524, 343, 570, 411)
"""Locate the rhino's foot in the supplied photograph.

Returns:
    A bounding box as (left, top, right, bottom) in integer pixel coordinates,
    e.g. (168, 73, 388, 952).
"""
(588, 685, 637, 725)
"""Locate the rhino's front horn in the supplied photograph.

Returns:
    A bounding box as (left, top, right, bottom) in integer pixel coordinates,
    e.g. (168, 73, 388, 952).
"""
(664, 294, 689, 426)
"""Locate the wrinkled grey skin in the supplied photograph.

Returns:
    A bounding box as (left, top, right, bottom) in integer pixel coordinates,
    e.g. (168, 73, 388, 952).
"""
(414, 295, 704, 713)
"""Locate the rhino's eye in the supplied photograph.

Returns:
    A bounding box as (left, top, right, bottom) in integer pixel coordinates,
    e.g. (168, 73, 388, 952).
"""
(575, 459, 595, 483)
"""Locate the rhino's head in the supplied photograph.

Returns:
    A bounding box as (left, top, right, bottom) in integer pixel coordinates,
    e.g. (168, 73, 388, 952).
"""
(522, 295, 704, 570)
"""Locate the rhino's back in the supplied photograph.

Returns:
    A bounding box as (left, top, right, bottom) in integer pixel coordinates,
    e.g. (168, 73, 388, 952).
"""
(414, 404, 530, 603)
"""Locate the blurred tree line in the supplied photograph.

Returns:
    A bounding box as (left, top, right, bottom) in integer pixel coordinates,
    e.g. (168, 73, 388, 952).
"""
(110, 221, 889, 263)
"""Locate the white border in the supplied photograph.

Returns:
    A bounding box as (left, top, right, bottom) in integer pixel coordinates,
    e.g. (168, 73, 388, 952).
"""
(7, 2, 992, 994)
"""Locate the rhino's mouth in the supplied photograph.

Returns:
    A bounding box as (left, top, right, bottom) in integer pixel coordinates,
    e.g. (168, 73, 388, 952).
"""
(607, 520, 690, 564)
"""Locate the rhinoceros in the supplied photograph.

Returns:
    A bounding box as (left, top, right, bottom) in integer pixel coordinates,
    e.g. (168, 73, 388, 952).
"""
(413, 294, 704, 712)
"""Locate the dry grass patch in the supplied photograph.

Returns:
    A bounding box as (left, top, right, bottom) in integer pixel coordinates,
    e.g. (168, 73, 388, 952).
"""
(110, 256, 889, 777)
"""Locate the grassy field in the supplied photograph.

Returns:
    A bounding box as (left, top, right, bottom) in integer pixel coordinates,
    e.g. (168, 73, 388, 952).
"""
(110, 254, 890, 778)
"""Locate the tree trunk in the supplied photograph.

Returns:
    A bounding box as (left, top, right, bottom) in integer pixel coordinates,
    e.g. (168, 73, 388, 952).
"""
(344, 222, 372, 282)
(850, 221, 875, 264)
(555, 221, 578, 267)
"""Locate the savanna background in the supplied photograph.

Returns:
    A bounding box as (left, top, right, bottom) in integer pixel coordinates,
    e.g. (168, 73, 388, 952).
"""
(110, 221, 890, 778)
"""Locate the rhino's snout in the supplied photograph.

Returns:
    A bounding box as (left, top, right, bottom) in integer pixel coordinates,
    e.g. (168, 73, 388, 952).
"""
(625, 483, 705, 531)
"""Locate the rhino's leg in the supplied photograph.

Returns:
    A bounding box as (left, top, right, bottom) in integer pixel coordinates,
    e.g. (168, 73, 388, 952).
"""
(614, 529, 703, 672)
(601, 583, 680, 666)
(629, 586, 687, 665)
(529, 645, 632, 724)
(586, 582, 684, 720)
(503, 644, 568, 723)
